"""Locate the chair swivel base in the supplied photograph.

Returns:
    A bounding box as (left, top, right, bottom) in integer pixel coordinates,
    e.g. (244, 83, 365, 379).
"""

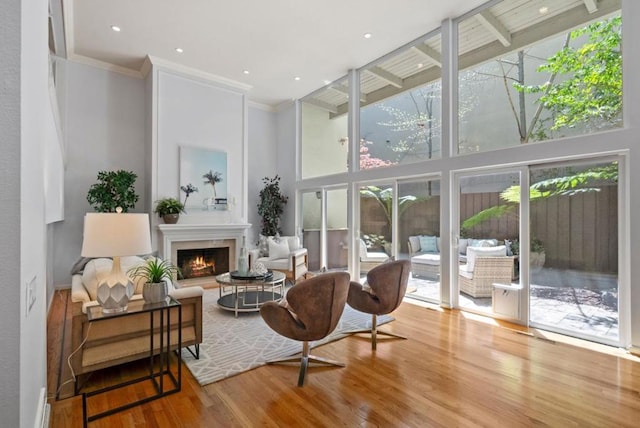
(346, 314, 407, 350)
(267, 341, 345, 386)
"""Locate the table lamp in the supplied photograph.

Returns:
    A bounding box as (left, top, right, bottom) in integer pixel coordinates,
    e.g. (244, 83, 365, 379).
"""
(81, 209, 152, 313)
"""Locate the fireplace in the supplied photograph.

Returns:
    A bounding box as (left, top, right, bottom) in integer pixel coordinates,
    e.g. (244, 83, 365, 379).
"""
(157, 223, 251, 286)
(177, 247, 229, 279)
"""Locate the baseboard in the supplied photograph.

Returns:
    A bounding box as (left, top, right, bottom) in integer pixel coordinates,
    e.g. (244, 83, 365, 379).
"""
(35, 387, 50, 428)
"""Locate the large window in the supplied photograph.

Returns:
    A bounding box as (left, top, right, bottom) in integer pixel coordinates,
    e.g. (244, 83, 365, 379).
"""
(458, 1, 622, 154)
(300, 78, 349, 179)
(360, 32, 442, 168)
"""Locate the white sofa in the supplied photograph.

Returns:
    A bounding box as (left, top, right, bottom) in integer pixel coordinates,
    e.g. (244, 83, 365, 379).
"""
(70, 256, 203, 393)
(407, 235, 501, 278)
(248, 235, 308, 283)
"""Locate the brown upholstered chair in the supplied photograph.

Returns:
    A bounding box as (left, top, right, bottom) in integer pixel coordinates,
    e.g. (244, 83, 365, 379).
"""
(260, 272, 350, 386)
(347, 259, 410, 350)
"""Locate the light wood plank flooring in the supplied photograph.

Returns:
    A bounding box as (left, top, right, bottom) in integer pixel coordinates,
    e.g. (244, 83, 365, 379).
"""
(48, 289, 640, 427)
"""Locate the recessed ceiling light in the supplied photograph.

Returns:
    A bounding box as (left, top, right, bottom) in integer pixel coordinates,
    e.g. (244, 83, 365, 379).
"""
(364, 33, 372, 39)
(294, 76, 301, 81)
(111, 25, 121, 32)
(243, 70, 250, 75)
(539, 6, 549, 14)
(175, 48, 184, 53)
(417, 63, 424, 69)
(323, 80, 332, 85)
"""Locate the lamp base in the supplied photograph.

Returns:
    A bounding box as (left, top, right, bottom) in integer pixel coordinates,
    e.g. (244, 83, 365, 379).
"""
(96, 280, 134, 313)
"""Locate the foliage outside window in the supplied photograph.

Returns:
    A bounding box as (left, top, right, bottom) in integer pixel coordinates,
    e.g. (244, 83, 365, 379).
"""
(458, 9, 622, 154)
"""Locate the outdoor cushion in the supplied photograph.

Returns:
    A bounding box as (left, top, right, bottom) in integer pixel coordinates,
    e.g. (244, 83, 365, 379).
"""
(411, 253, 441, 266)
(418, 235, 438, 253)
(466, 245, 507, 272)
(408, 236, 421, 253)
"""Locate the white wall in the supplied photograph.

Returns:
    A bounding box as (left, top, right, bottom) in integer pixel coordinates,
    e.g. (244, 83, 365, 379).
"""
(51, 61, 146, 286)
(247, 104, 278, 245)
(275, 102, 298, 236)
(149, 68, 248, 250)
(0, 0, 22, 425)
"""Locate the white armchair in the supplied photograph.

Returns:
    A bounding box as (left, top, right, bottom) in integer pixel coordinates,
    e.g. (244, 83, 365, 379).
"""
(458, 246, 514, 298)
(249, 236, 308, 283)
(359, 238, 390, 273)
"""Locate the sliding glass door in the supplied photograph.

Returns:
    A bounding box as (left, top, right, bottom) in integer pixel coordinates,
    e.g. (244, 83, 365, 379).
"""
(528, 159, 619, 344)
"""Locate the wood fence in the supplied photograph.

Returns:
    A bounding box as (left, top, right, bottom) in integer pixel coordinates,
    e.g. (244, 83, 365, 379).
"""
(360, 186, 618, 273)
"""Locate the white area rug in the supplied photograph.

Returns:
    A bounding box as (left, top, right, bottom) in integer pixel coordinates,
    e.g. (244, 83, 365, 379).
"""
(182, 289, 393, 386)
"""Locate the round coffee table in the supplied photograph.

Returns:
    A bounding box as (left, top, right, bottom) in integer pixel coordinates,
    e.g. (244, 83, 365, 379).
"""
(215, 271, 286, 317)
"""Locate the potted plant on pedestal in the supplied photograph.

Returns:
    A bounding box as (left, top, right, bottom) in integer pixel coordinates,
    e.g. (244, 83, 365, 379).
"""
(155, 198, 185, 224)
(128, 258, 181, 303)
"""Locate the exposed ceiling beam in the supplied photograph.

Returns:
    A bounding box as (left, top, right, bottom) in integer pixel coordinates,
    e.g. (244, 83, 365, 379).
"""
(366, 66, 403, 89)
(410, 44, 442, 67)
(329, 84, 366, 103)
(304, 98, 338, 114)
(477, 9, 512, 47)
(583, 0, 598, 13)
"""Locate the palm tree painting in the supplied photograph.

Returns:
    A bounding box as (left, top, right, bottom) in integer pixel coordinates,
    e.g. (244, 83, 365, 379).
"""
(179, 147, 227, 210)
(203, 170, 223, 198)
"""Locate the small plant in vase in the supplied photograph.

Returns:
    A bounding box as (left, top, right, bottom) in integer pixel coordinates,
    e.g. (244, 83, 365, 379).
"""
(128, 258, 181, 303)
(155, 198, 185, 224)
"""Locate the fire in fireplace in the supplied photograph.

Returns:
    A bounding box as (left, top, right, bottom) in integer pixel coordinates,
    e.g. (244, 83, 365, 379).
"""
(177, 247, 230, 280)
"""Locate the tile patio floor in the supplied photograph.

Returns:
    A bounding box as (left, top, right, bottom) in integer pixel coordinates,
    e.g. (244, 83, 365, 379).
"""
(405, 268, 619, 343)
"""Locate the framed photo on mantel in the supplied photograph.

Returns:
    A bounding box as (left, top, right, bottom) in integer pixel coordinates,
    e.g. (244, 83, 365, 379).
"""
(180, 146, 228, 211)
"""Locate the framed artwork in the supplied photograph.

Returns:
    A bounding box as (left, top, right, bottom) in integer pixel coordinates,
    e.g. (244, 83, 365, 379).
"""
(180, 146, 228, 211)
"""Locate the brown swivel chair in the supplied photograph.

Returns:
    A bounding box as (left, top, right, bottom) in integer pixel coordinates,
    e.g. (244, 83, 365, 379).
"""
(260, 271, 350, 386)
(347, 259, 410, 350)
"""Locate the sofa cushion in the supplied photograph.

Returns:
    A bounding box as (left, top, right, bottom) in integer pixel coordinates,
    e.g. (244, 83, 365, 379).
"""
(411, 253, 440, 266)
(418, 235, 438, 253)
(256, 256, 289, 270)
(466, 245, 507, 272)
(408, 236, 421, 253)
(285, 236, 301, 251)
(268, 237, 291, 260)
(470, 238, 498, 248)
(458, 239, 469, 255)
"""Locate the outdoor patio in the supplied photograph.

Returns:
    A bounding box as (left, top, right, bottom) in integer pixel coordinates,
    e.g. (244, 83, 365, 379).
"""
(405, 267, 619, 342)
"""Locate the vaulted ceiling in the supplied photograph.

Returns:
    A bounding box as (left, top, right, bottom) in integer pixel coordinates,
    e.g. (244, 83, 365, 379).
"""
(50, 0, 618, 108)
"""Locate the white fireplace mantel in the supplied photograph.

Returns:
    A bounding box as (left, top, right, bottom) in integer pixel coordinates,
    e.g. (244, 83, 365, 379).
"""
(157, 223, 251, 263)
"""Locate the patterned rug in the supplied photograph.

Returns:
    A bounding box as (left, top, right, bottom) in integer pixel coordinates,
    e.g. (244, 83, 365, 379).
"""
(182, 289, 393, 386)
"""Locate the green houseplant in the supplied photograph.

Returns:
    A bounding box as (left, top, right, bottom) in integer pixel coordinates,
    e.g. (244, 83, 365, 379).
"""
(87, 170, 139, 212)
(155, 198, 185, 224)
(128, 258, 181, 303)
(257, 175, 288, 236)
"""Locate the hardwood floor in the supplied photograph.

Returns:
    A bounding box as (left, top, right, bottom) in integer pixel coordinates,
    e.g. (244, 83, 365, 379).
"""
(48, 289, 640, 427)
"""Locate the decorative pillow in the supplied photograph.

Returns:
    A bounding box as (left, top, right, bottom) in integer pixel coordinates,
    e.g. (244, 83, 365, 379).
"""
(470, 238, 498, 247)
(81, 258, 113, 301)
(418, 235, 438, 253)
(285, 236, 301, 251)
(268, 238, 291, 260)
(466, 245, 507, 272)
(257, 235, 269, 257)
(408, 236, 421, 253)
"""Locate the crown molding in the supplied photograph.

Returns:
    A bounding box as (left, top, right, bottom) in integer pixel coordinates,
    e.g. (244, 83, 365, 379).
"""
(66, 53, 144, 78)
(144, 55, 252, 93)
(247, 101, 276, 112)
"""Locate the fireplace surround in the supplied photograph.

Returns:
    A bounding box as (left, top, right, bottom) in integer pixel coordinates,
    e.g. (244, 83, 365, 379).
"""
(157, 223, 251, 286)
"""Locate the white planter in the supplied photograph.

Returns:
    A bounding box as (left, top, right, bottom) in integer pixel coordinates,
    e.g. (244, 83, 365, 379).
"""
(143, 281, 169, 303)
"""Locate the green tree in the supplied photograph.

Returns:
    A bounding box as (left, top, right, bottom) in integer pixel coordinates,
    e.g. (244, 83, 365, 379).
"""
(203, 170, 223, 198)
(517, 16, 622, 137)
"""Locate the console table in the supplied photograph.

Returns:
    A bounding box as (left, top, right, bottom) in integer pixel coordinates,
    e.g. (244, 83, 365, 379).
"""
(81, 297, 182, 427)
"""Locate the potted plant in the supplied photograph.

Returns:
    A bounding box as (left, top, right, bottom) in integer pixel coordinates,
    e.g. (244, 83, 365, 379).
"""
(257, 175, 288, 236)
(155, 198, 185, 224)
(86, 170, 139, 212)
(128, 258, 181, 303)
(509, 238, 546, 270)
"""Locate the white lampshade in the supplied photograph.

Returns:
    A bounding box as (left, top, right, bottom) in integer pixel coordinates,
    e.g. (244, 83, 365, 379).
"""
(81, 213, 152, 257)
(81, 212, 152, 313)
